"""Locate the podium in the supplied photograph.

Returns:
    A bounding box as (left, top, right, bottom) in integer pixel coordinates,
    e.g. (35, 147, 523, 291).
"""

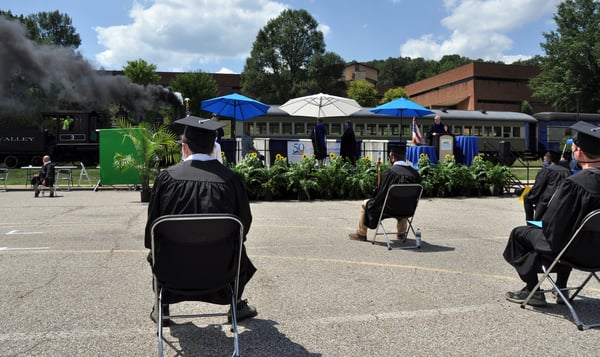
(432, 134, 454, 164)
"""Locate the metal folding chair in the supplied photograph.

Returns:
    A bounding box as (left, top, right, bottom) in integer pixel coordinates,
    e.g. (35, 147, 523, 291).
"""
(55, 168, 73, 191)
(372, 184, 423, 250)
(521, 209, 600, 330)
(0, 168, 7, 192)
(150, 214, 244, 356)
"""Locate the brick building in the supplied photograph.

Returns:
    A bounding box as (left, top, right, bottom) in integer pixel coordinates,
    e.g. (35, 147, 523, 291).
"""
(405, 62, 552, 113)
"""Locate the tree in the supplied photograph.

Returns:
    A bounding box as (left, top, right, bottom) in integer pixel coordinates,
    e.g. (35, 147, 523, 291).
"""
(380, 87, 408, 104)
(347, 80, 378, 107)
(242, 9, 342, 104)
(306, 52, 347, 96)
(530, 0, 600, 112)
(169, 71, 218, 116)
(123, 59, 161, 86)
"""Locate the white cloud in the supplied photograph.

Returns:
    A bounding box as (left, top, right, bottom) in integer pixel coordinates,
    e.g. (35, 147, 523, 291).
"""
(400, 0, 561, 62)
(95, 0, 287, 72)
(217, 67, 236, 74)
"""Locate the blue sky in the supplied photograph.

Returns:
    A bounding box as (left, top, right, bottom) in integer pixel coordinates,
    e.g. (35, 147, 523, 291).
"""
(2, 0, 561, 74)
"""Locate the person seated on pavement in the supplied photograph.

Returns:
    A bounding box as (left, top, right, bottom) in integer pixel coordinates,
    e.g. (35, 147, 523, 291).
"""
(522, 151, 571, 221)
(31, 155, 55, 197)
(348, 145, 421, 242)
(144, 116, 257, 326)
(503, 121, 600, 307)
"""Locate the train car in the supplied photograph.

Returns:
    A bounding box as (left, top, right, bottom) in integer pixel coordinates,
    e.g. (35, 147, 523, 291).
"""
(241, 106, 536, 160)
(533, 112, 600, 154)
(0, 110, 110, 168)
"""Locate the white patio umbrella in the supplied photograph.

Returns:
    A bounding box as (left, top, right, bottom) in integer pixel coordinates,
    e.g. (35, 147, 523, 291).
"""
(279, 93, 362, 118)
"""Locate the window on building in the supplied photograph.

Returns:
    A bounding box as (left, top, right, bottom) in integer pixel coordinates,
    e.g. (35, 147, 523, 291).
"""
(503, 126, 511, 138)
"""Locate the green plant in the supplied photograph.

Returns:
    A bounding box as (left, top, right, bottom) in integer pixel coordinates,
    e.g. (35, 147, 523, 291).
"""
(233, 153, 268, 200)
(419, 154, 510, 197)
(341, 156, 377, 199)
(264, 154, 289, 200)
(113, 119, 179, 193)
(313, 153, 350, 199)
(284, 154, 319, 200)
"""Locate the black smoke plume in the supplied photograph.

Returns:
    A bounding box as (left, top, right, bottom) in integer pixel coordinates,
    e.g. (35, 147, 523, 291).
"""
(0, 16, 182, 123)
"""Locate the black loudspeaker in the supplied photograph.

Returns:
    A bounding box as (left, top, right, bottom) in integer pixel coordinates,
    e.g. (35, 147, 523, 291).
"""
(499, 141, 515, 166)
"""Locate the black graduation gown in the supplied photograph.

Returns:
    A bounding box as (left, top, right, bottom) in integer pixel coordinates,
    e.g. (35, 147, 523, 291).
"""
(525, 164, 572, 220)
(145, 159, 256, 303)
(504, 168, 600, 279)
(340, 126, 357, 164)
(364, 164, 421, 229)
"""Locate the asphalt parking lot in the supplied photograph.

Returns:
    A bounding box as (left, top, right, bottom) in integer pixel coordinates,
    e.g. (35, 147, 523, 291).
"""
(0, 187, 599, 356)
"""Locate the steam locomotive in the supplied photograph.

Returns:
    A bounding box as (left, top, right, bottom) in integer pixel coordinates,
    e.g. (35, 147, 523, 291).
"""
(0, 111, 111, 168)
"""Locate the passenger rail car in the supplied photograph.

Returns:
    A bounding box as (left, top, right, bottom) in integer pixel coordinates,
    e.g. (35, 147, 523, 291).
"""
(533, 112, 600, 154)
(242, 107, 537, 157)
(0, 111, 110, 167)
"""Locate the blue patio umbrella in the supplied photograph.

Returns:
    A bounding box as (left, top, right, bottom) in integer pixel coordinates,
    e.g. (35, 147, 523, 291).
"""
(369, 97, 434, 118)
(369, 97, 434, 140)
(201, 93, 270, 121)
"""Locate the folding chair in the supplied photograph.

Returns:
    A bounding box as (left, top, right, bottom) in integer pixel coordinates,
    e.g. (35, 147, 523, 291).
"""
(372, 183, 423, 250)
(521, 209, 600, 330)
(55, 168, 72, 191)
(150, 214, 244, 357)
(0, 168, 7, 192)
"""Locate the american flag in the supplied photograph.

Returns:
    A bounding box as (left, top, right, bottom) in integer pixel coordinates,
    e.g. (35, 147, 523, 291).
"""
(412, 117, 422, 145)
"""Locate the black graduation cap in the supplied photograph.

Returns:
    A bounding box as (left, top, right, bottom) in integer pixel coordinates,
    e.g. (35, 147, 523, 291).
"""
(571, 121, 600, 156)
(174, 116, 227, 144)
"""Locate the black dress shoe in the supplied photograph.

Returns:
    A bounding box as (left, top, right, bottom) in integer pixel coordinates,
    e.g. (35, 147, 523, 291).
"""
(228, 299, 257, 322)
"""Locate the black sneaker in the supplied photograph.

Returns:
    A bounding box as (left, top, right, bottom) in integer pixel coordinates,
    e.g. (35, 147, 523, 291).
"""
(505, 287, 547, 307)
(150, 304, 170, 327)
(34, 187, 39, 197)
(228, 299, 257, 323)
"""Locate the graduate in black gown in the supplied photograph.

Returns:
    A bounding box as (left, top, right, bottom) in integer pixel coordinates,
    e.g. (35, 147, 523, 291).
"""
(340, 120, 357, 165)
(348, 145, 421, 241)
(504, 121, 600, 306)
(145, 116, 257, 324)
(522, 151, 572, 221)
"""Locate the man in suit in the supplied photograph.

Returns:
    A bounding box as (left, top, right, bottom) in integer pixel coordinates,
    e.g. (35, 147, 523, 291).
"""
(32, 155, 55, 197)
